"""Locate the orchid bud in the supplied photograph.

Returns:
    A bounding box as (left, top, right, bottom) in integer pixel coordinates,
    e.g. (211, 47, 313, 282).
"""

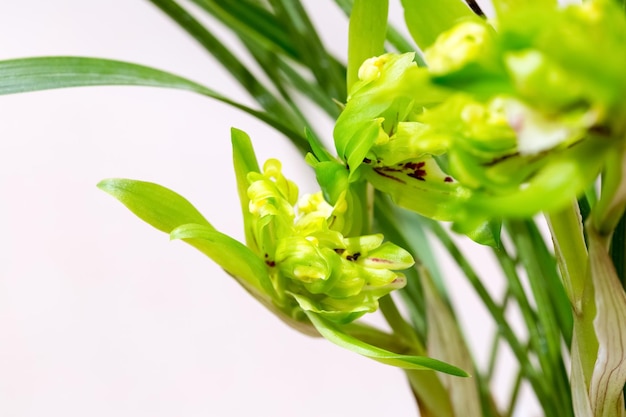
(243, 156, 415, 323)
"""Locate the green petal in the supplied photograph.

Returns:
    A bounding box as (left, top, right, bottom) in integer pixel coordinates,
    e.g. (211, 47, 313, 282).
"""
(364, 159, 470, 221)
(305, 311, 469, 376)
(360, 241, 415, 270)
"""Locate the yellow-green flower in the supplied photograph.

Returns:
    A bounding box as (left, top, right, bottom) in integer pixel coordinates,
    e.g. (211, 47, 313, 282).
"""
(332, 0, 625, 245)
(247, 158, 413, 323)
(98, 128, 471, 377)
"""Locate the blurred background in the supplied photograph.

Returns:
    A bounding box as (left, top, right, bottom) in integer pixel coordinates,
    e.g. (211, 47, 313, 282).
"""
(0, 1, 537, 416)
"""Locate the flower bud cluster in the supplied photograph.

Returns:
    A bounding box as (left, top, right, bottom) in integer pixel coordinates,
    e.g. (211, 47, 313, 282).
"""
(247, 159, 413, 323)
(333, 0, 625, 233)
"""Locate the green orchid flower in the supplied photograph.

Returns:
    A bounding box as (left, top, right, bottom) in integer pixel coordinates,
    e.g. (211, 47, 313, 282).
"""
(333, 0, 625, 246)
(97, 128, 468, 377)
(333, 51, 499, 244)
(245, 156, 412, 324)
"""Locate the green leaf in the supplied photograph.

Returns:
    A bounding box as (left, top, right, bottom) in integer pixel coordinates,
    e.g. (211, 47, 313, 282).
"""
(492, 0, 556, 17)
(305, 128, 334, 164)
(507, 220, 573, 414)
(0, 56, 304, 145)
(268, 0, 346, 102)
(97, 178, 212, 234)
(400, 0, 474, 49)
(304, 311, 469, 376)
(333, 0, 424, 63)
(347, 0, 389, 90)
(147, 0, 293, 122)
(588, 227, 626, 417)
(424, 220, 556, 411)
(231, 128, 260, 252)
(170, 223, 277, 300)
(192, 0, 301, 60)
(276, 58, 342, 118)
(422, 269, 483, 416)
(188, 0, 339, 137)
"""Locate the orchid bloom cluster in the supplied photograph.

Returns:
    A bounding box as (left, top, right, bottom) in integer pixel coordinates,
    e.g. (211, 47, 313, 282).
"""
(94, 0, 626, 394)
(333, 0, 626, 243)
(247, 158, 412, 324)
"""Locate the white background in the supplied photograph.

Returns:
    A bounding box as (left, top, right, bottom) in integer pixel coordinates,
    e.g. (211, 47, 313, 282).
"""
(0, 1, 537, 416)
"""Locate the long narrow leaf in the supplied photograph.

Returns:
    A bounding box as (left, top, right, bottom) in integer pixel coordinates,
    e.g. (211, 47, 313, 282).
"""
(97, 178, 212, 234)
(507, 220, 573, 415)
(193, 0, 301, 60)
(276, 58, 341, 118)
(400, 0, 474, 50)
(425, 220, 558, 414)
(305, 311, 469, 377)
(170, 223, 277, 300)
(347, 0, 389, 90)
(422, 268, 483, 416)
(0, 56, 305, 145)
(147, 0, 286, 117)
(146, 0, 311, 153)
(268, 0, 346, 101)
(333, 0, 424, 63)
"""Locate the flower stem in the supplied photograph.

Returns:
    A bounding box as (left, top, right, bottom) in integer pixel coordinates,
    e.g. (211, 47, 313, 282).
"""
(546, 202, 598, 387)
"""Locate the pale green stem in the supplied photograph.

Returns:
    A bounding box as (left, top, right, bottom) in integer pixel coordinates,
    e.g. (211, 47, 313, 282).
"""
(546, 202, 598, 387)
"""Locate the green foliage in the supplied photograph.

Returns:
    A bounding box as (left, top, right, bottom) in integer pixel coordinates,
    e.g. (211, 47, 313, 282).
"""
(97, 178, 212, 234)
(7, 0, 626, 415)
(400, 0, 474, 49)
(305, 311, 469, 376)
(98, 129, 469, 378)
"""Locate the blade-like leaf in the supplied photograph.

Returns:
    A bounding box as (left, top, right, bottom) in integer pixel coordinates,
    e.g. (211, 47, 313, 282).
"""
(305, 128, 335, 163)
(148, 0, 316, 153)
(170, 223, 277, 300)
(147, 0, 293, 123)
(193, 0, 301, 60)
(268, 0, 346, 101)
(425, 219, 557, 412)
(400, 0, 474, 50)
(97, 178, 212, 234)
(505, 220, 573, 415)
(347, 0, 389, 90)
(423, 268, 482, 416)
(169, 223, 320, 337)
(305, 311, 469, 377)
(333, 0, 424, 63)
(194, 0, 348, 105)
(276, 58, 341, 118)
(0, 56, 305, 145)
